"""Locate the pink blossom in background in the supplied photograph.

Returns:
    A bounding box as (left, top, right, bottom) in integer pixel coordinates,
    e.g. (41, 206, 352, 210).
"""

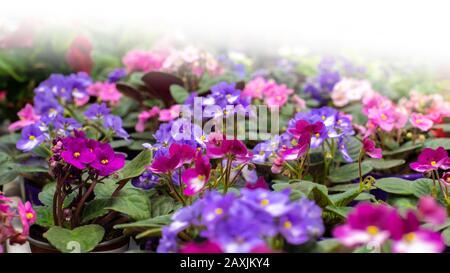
(417, 196, 447, 225)
(0, 90, 6, 102)
(88, 82, 122, 105)
(135, 106, 160, 132)
(17, 201, 36, 237)
(66, 36, 93, 74)
(8, 104, 40, 132)
(292, 95, 306, 109)
(122, 50, 166, 73)
(410, 112, 434, 131)
(159, 105, 181, 122)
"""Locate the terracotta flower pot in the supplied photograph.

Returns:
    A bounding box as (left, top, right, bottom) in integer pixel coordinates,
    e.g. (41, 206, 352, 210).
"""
(28, 234, 130, 253)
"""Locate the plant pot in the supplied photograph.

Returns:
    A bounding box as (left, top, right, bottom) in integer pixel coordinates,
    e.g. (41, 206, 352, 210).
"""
(28, 234, 130, 253)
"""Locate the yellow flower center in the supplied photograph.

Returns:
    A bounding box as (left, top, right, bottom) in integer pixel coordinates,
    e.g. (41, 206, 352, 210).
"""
(101, 159, 109, 165)
(381, 113, 387, 120)
(73, 152, 80, 158)
(284, 220, 292, 229)
(416, 119, 422, 124)
(321, 115, 326, 120)
(197, 175, 205, 181)
(366, 225, 379, 235)
(26, 212, 34, 220)
(200, 135, 206, 141)
(404, 232, 415, 242)
(337, 120, 342, 124)
(431, 161, 437, 166)
(223, 110, 228, 115)
(215, 208, 223, 215)
(259, 150, 265, 155)
(260, 199, 269, 206)
(315, 133, 320, 138)
(447, 177, 450, 182)
(28, 135, 36, 141)
(291, 139, 298, 146)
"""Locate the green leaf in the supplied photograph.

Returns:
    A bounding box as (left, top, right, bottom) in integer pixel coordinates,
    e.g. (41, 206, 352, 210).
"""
(336, 137, 362, 162)
(43, 225, 105, 253)
(105, 191, 151, 220)
(170, 84, 189, 104)
(328, 162, 373, 183)
(114, 214, 172, 229)
(82, 198, 111, 223)
(424, 138, 450, 150)
(325, 205, 352, 218)
(375, 177, 414, 195)
(34, 206, 54, 228)
(329, 187, 361, 207)
(433, 124, 450, 132)
(364, 159, 405, 170)
(16, 165, 48, 173)
(117, 149, 152, 181)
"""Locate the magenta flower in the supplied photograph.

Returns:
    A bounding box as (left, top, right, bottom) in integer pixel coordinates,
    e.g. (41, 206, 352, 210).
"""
(362, 138, 382, 159)
(332, 203, 403, 248)
(135, 106, 160, 132)
(409, 147, 449, 172)
(391, 211, 445, 253)
(88, 82, 122, 105)
(17, 201, 36, 236)
(179, 241, 223, 253)
(91, 143, 126, 176)
(410, 112, 434, 131)
(241, 77, 267, 99)
(417, 196, 447, 225)
(122, 49, 166, 73)
(61, 137, 96, 169)
(8, 104, 40, 132)
(182, 154, 211, 196)
(245, 176, 269, 190)
(149, 143, 196, 174)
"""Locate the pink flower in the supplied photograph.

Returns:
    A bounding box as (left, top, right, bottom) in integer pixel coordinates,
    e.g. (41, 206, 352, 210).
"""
(263, 83, 293, 109)
(271, 156, 284, 174)
(17, 201, 36, 236)
(149, 143, 196, 174)
(88, 82, 122, 105)
(135, 106, 160, 132)
(8, 104, 40, 132)
(265, 93, 288, 109)
(245, 176, 269, 190)
(410, 112, 434, 131)
(441, 172, 450, 187)
(66, 36, 93, 74)
(206, 136, 248, 159)
(242, 77, 267, 99)
(159, 105, 181, 122)
(362, 138, 382, 159)
(367, 107, 396, 132)
(182, 154, 211, 196)
(417, 196, 447, 225)
(122, 50, 166, 73)
(280, 133, 311, 161)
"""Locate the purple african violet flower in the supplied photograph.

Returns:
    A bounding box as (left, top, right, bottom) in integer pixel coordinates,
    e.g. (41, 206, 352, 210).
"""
(332, 203, 403, 248)
(91, 143, 125, 176)
(16, 124, 45, 152)
(288, 119, 325, 140)
(104, 115, 129, 140)
(279, 199, 324, 245)
(210, 82, 242, 107)
(182, 154, 211, 196)
(280, 133, 310, 161)
(362, 138, 382, 159)
(241, 188, 292, 217)
(84, 103, 111, 120)
(157, 227, 179, 253)
(61, 137, 96, 169)
(410, 147, 449, 172)
(131, 171, 159, 190)
(107, 68, 127, 83)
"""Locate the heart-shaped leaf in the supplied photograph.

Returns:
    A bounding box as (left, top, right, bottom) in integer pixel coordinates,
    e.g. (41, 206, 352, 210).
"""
(170, 84, 190, 104)
(364, 159, 405, 170)
(375, 177, 414, 195)
(329, 162, 373, 183)
(44, 225, 105, 253)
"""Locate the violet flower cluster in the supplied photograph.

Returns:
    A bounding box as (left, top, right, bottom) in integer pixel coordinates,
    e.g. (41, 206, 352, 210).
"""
(157, 189, 324, 253)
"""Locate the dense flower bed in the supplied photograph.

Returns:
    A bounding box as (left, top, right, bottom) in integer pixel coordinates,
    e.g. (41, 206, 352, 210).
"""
(1, 40, 450, 253)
